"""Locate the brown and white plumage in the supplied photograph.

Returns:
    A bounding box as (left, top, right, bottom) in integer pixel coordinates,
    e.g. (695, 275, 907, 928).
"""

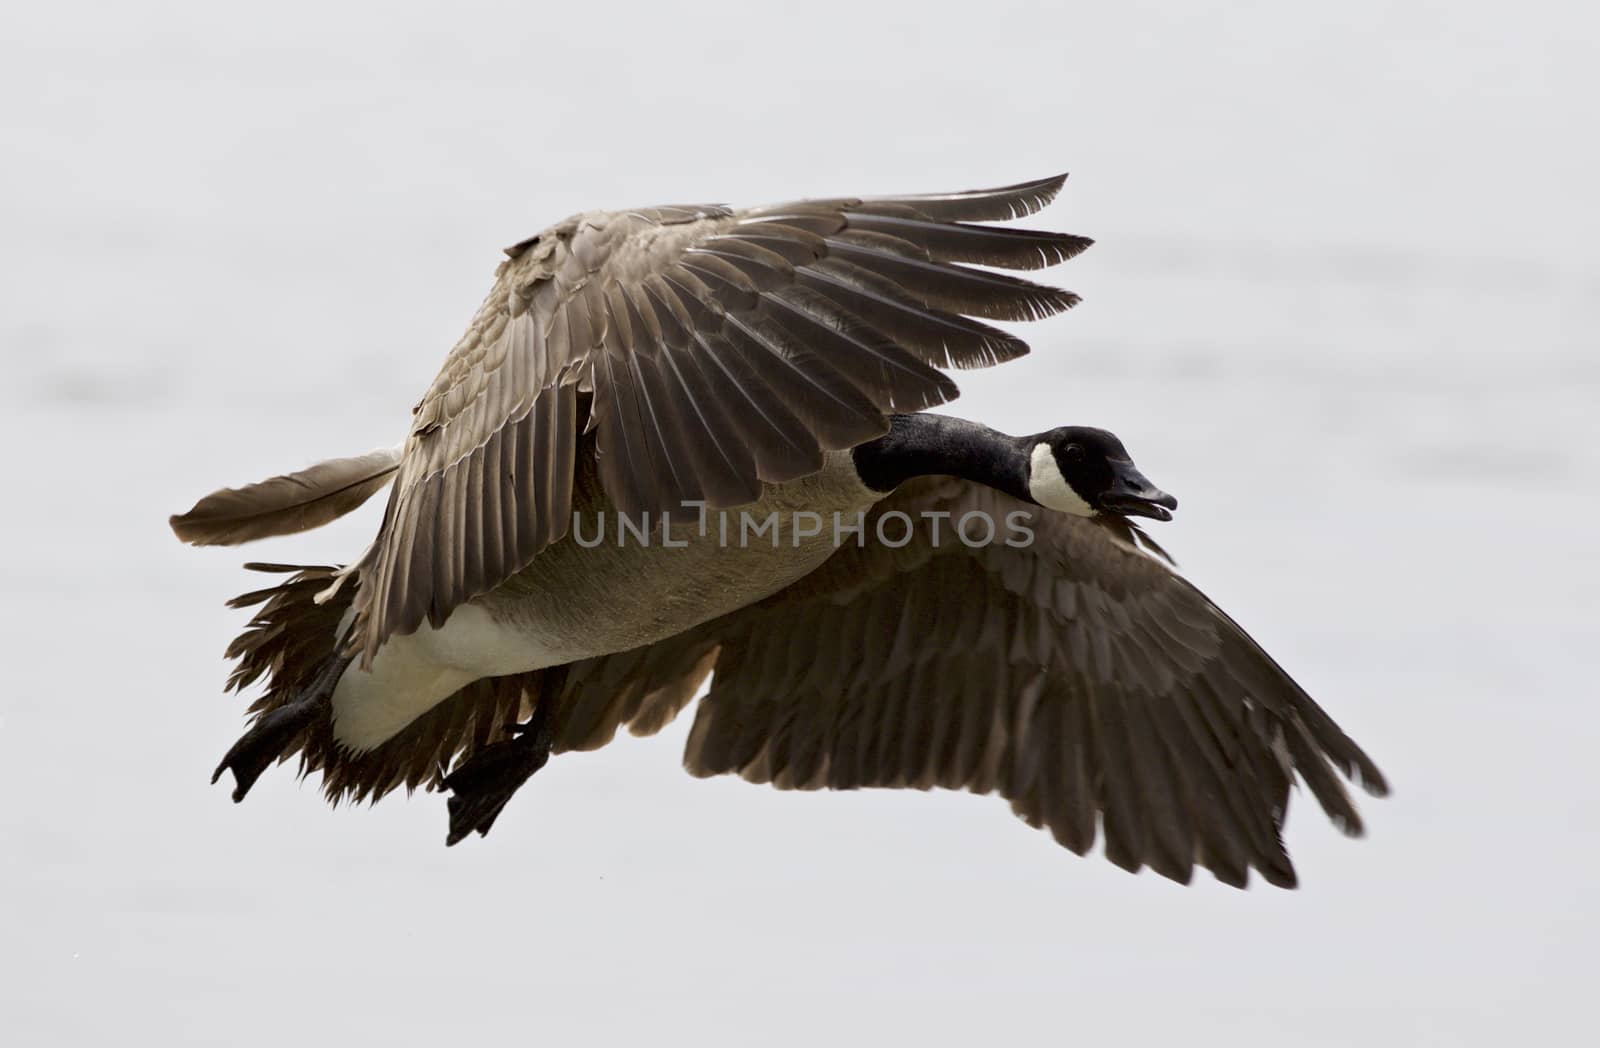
(176, 174, 1387, 887)
(223, 479, 1386, 887)
(349, 175, 1086, 663)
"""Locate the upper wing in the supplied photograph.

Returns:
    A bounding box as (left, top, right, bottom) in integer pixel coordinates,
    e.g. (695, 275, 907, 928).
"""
(351, 174, 1089, 660)
(671, 479, 1388, 888)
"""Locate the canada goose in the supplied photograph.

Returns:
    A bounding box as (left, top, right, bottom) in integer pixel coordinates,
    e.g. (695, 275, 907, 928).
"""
(172, 174, 1386, 887)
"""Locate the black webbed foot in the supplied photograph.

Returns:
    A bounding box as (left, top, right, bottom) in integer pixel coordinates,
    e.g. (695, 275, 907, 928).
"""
(212, 653, 351, 803)
(443, 713, 554, 846)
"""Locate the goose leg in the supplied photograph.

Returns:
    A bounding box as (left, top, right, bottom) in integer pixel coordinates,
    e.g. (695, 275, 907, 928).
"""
(212, 652, 353, 803)
(442, 699, 556, 846)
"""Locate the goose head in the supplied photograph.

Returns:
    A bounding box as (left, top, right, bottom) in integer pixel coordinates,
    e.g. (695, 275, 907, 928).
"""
(1026, 427, 1178, 521)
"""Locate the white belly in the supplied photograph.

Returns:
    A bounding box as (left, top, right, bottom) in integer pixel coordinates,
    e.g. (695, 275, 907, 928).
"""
(330, 604, 573, 751)
(330, 450, 879, 752)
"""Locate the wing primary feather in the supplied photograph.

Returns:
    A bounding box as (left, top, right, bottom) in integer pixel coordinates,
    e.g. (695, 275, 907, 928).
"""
(762, 288, 958, 412)
(1203, 592, 1389, 797)
(845, 213, 1092, 270)
(824, 236, 1081, 322)
(1283, 715, 1365, 837)
(798, 260, 1029, 368)
(720, 312, 886, 449)
(859, 173, 1069, 222)
(690, 329, 822, 482)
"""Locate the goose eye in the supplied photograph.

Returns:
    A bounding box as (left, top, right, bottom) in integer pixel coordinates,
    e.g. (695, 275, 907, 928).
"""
(1063, 443, 1084, 464)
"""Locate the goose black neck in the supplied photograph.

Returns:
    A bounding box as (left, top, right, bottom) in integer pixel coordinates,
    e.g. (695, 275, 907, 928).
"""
(852, 414, 1032, 502)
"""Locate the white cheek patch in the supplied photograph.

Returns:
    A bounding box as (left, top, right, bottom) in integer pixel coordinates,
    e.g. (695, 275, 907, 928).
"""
(1029, 443, 1094, 516)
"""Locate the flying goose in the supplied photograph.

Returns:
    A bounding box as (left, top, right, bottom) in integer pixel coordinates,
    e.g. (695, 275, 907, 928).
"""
(172, 174, 1386, 887)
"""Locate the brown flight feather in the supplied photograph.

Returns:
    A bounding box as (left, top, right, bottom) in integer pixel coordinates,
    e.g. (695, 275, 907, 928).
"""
(342, 177, 1088, 663)
(171, 447, 402, 546)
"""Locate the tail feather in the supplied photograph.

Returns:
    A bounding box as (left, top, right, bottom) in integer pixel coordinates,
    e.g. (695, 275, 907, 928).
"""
(171, 445, 402, 547)
(221, 562, 548, 804)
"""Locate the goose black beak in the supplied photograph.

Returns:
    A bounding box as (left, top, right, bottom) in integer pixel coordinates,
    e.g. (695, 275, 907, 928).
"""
(1100, 462, 1178, 522)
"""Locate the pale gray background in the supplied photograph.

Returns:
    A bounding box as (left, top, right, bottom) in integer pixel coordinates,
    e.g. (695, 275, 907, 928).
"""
(3, 1, 1595, 1043)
